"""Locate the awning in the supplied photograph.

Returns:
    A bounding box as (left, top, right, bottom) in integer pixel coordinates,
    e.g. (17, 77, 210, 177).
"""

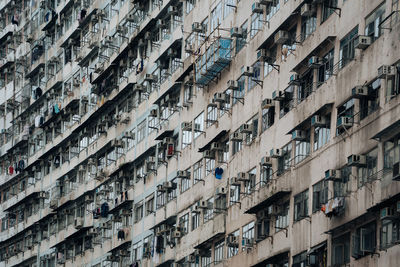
(25, 62, 45, 78)
(151, 215, 177, 230)
(251, 250, 290, 267)
(154, 82, 181, 106)
(308, 241, 327, 255)
(5, 191, 43, 212)
(154, 38, 182, 64)
(371, 119, 400, 141)
(156, 259, 175, 267)
(324, 212, 375, 236)
(245, 190, 291, 214)
(194, 231, 225, 249)
(367, 192, 400, 212)
(155, 130, 174, 141)
(286, 103, 333, 135)
(198, 130, 228, 152)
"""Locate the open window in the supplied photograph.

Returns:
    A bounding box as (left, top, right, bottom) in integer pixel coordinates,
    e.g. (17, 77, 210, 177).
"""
(352, 222, 377, 259)
(332, 233, 350, 267)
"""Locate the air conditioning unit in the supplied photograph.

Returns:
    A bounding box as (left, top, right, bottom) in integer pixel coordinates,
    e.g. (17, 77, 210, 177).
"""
(324, 169, 341, 181)
(227, 80, 239, 90)
(145, 74, 157, 82)
(240, 123, 253, 134)
(50, 199, 58, 209)
(167, 6, 178, 15)
(134, 84, 145, 92)
(163, 137, 174, 145)
(94, 62, 104, 73)
(122, 131, 135, 139)
(215, 187, 226, 196)
(261, 156, 272, 166)
(301, 4, 315, 16)
(261, 98, 274, 109)
(270, 205, 284, 216)
(272, 90, 285, 101)
(311, 115, 327, 127)
(192, 22, 205, 33)
(185, 43, 194, 53)
(256, 209, 269, 219)
(337, 116, 352, 129)
(163, 181, 174, 189)
(38, 191, 47, 199)
(85, 195, 93, 202)
(242, 237, 253, 247)
(172, 230, 182, 238)
(177, 170, 190, 179)
(181, 121, 192, 131)
(243, 66, 254, 77)
(226, 235, 239, 247)
(74, 218, 83, 229)
(292, 130, 307, 141)
(308, 56, 323, 68)
(351, 86, 368, 98)
(380, 207, 397, 221)
(167, 48, 177, 58)
(289, 73, 301, 85)
(188, 254, 197, 262)
(101, 222, 111, 229)
(111, 139, 124, 148)
(230, 132, 243, 142)
(252, 3, 263, 13)
(259, 0, 273, 5)
(214, 92, 228, 102)
(230, 177, 241, 185)
(238, 172, 250, 181)
(211, 142, 223, 151)
(203, 150, 215, 159)
(393, 162, 400, 181)
(116, 25, 127, 34)
(197, 200, 208, 209)
(127, 13, 136, 22)
(88, 227, 98, 235)
(106, 255, 118, 262)
(156, 19, 167, 29)
(138, 39, 146, 47)
(257, 49, 274, 63)
(149, 109, 158, 117)
(347, 155, 367, 167)
(378, 65, 396, 79)
(230, 27, 244, 38)
(354, 35, 372, 50)
(274, 30, 289, 44)
(270, 149, 282, 158)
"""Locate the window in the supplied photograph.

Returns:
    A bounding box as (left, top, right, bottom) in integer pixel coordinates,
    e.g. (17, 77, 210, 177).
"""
(357, 148, 378, 187)
(186, 0, 196, 14)
(266, 0, 280, 21)
(227, 230, 239, 258)
(205, 158, 215, 176)
(298, 70, 314, 103)
(278, 142, 292, 175)
(264, 46, 277, 77)
(334, 166, 351, 197)
(365, 3, 385, 41)
(181, 169, 191, 193)
(206, 105, 218, 127)
(332, 233, 350, 266)
(232, 129, 243, 155)
(214, 239, 225, 263)
(242, 221, 255, 244)
(384, 135, 400, 177)
(318, 49, 335, 84)
(203, 198, 214, 223)
(194, 112, 204, 139)
(386, 65, 400, 101)
(182, 128, 192, 150)
(256, 212, 270, 241)
(233, 76, 245, 105)
(294, 131, 310, 164)
(236, 21, 248, 53)
(339, 26, 358, 69)
(352, 222, 376, 259)
(183, 84, 193, 104)
(193, 160, 203, 185)
(132, 241, 143, 261)
(148, 116, 158, 134)
(248, 62, 261, 91)
(294, 190, 309, 222)
(301, 15, 317, 41)
(275, 202, 290, 230)
(137, 120, 146, 142)
(392, 0, 400, 24)
(230, 185, 240, 206)
(261, 107, 275, 132)
(167, 181, 177, 202)
(145, 195, 154, 216)
(261, 164, 273, 185)
(179, 213, 189, 235)
(156, 190, 166, 209)
(314, 114, 331, 151)
(381, 217, 400, 249)
(279, 85, 295, 117)
(224, 0, 235, 18)
(210, 2, 222, 31)
(135, 202, 143, 223)
(312, 180, 328, 213)
(192, 204, 200, 230)
(201, 249, 212, 267)
(336, 99, 354, 135)
(360, 79, 380, 120)
(243, 168, 256, 195)
(244, 115, 259, 145)
(250, 13, 262, 38)
(322, 0, 338, 22)
(292, 251, 307, 267)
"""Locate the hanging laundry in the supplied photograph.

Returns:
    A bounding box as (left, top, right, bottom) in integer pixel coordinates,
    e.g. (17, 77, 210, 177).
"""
(54, 104, 60, 114)
(215, 167, 224, 179)
(8, 165, 14, 175)
(18, 160, 25, 171)
(35, 115, 41, 127)
(11, 13, 19, 26)
(117, 229, 125, 240)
